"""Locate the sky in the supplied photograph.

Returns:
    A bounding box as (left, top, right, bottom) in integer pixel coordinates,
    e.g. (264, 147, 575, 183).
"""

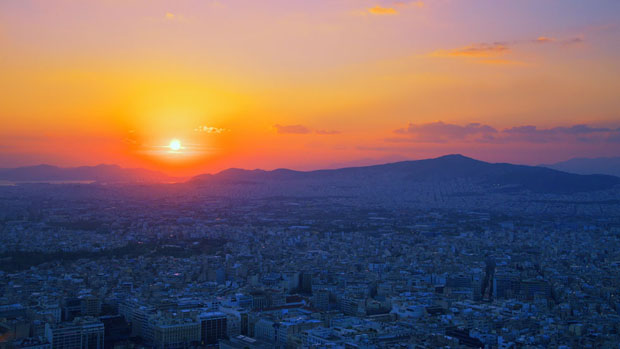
(1, 0, 620, 175)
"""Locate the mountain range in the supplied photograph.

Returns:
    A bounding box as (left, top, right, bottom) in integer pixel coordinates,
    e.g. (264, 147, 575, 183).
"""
(190, 154, 620, 194)
(2, 155, 619, 194)
(541, 157, 620, 177)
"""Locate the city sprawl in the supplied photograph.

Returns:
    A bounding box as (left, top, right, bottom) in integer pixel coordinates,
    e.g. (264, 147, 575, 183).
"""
(1, 181, 620, 348)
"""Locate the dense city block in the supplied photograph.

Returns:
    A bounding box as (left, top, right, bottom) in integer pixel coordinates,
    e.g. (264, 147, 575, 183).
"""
(1, 182, 620, 348)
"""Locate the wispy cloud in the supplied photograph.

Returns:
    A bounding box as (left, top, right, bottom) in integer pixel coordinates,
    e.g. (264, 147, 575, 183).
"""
(368, 5, 398, 15)
(431, 34, 584, 66)
(274, 124, 311, 134)
(394, 121, 497, 143)
(194, 125, 227, 134)
(534, 36, 555, 44)
(391, 121, 620, 144)
(163, 12, 187, 23)
(432, 42, 510, 58)
(366, 1, 424, 15)
(561, 36, 585, 46)
(502, 124, 613, 143)
(534, 35, 584, 46)
(274, 125, 341, 135)
(316, 129, 341, 135)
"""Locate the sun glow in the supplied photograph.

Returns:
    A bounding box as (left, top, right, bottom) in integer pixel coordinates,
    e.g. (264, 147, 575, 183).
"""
(169, 139, 182, 152)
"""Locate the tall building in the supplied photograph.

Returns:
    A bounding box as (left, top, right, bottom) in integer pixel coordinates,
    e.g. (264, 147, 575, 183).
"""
(198, 312, 227, 345)
(312, 289, 330, 311)
(219, 306, 249, 336)
(250, 292, 267, 311)
(481, 257, 496, 301)
(253, 318, 277, 344)
(120, 302, 155, 342)
(299, 272, 312, 295)
(216, 268, 227, 285)
(62, 299, 81, 322)
(340, 296, 362, 316)
(45, 317, 104, 349)
(0, 318, 30, 341)
(494, 273, 520, 299)
(34, 303, 62, 324)
(150, 317, 200, 349)
(235, 294, 253, 310)
(282, 272, 300, 292)
(520, 279, 550, 300)
(79, 297, 101, 317)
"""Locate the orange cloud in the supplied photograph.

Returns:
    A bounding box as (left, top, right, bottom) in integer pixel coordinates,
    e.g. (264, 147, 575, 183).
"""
(534, 35, 585, 46)
(194, 126, 227, 134)
(367, 1, 424, 15)
(164, 12, 187, 23)
(433, 42, 510, 58)
(393, 121, 497, 143)
(535, 36, 555, 44)
(316, 129, 341, 135)
(391, 122, 620, 144)
(368, 5, 398, 15)
(274, 124, 311, 134)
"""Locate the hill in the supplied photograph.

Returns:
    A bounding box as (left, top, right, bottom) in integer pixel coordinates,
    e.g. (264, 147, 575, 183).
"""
(541, 157, 620, 177)
(191, 154, 620, 194)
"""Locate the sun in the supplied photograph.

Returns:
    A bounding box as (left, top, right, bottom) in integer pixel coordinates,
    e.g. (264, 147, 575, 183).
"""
(169, 139, 182, 151)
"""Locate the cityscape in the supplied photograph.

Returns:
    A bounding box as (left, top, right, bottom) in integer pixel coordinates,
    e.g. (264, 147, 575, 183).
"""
(2, 0, 620, 348)
(2, 156, 620, 348)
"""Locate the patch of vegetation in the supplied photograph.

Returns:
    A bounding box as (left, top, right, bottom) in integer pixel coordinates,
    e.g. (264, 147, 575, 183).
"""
(0, 238, 227, 271)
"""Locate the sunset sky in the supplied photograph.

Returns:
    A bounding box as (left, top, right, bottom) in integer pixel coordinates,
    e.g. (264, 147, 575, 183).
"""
(1, 0, 620, 175)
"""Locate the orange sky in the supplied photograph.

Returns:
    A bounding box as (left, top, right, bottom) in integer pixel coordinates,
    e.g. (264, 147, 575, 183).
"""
(1, 0, 620, 175)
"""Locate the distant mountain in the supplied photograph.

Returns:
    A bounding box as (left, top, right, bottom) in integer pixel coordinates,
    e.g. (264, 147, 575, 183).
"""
(0, 164, 179, 183)
(541, 157, 620, 177)
(191, 154, 620, 194)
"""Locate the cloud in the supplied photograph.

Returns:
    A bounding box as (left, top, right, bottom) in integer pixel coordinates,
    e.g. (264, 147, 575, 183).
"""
(368, 5, 398, 15)
(163, 12, 187, 23)
(561, 36, 585, 46)
(503, 124, 611, 135)
(394, 121, 497, 143)
(391, 121, 620, 144)
(316, 129, 341, 135)
(432, 42, 510, 58)
(273, 125, 340, 135)
(535, 36, 555, 44)
(431, 34, 585, 66)
(194, 125, 227, 134)
(366, 1, 424, 15)
(502, 124, 614, 143)
(608, 132, 620, 143)
(532, 35, 585, 47)
(274, 124, 311, 134)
